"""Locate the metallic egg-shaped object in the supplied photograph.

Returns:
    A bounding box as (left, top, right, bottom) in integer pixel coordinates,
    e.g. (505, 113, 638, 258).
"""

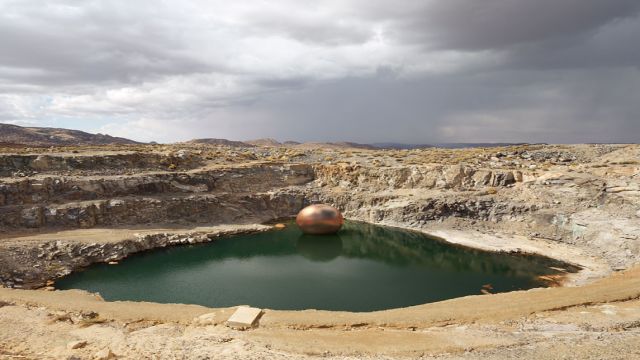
(296, 204, 344, 235)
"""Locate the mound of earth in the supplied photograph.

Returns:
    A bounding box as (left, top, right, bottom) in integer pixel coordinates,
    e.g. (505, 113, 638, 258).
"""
(0, 124, 140, 147)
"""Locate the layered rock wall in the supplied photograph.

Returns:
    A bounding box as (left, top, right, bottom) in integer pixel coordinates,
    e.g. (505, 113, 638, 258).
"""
(0, 164, 313, 231)
(0, 152, 204, 177)
(312, 163, 521, 191)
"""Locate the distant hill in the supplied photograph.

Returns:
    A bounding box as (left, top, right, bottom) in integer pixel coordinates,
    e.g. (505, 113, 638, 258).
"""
(293, 142, 377, 150)
(0, 124, 534, 150)
(373, 142, 528, 149)
(188, 137, 375, 150)
(185, 138, 253, 147)
(431, 143, 529, 149)
(244, 138, 283, 147)
(185, 138, 381, 150)
(188, 137, 376, 150)
(0, 123, 139, 147)
(372, 143, 434, 149)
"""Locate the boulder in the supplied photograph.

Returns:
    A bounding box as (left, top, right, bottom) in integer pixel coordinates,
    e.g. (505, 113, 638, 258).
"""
(492, 172, 516, 187)
(472, 170, 492, 187)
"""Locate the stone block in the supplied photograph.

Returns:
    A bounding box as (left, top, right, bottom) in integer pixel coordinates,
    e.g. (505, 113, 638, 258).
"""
(226, 306, 262, 329)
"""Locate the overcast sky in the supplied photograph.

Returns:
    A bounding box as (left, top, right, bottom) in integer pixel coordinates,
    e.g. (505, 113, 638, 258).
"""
(1, 0, 639, 143)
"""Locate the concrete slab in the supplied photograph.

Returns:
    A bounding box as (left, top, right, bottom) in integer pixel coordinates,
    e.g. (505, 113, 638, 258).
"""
(226, 306, 263, 329)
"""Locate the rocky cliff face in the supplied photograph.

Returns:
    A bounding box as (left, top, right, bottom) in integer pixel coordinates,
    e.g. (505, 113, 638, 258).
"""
(305, 151, 640, 271)
(0, 163, 312, 230)
(312, 163, 521, 190)
(0, 152, 203, 177)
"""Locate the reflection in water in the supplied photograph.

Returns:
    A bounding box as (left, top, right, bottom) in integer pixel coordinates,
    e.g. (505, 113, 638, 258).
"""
(57, 220, 577, 312)
(296, 234, 343, 262)
(339, 223, 539, 276)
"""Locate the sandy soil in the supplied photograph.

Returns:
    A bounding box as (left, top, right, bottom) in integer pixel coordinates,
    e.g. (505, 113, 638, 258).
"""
(0, 266, 638, 359)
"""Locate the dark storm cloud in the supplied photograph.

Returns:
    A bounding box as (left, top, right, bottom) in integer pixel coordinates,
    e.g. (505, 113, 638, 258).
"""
(506, 15, 640, 70)
(232, 68, 640, 144)
(379, 0, 640, 51)
(0, 0, 638, 143)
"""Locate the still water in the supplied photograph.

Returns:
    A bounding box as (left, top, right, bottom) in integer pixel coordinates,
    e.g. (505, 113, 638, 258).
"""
(57, 221, 569, 311)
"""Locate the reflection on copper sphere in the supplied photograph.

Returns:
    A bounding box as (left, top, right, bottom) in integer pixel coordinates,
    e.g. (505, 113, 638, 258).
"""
(296, 204, 344, 235)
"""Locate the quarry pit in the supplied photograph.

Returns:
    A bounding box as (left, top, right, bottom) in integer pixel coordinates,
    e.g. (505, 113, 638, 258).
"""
(1, 143, 640, 359)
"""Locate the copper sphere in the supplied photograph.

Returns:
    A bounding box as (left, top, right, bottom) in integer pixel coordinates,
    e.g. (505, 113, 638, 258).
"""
(296, 204, 344, 235)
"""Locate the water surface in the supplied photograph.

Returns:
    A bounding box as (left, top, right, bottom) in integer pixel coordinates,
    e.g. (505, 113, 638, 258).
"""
(57, 221, 568, 311)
